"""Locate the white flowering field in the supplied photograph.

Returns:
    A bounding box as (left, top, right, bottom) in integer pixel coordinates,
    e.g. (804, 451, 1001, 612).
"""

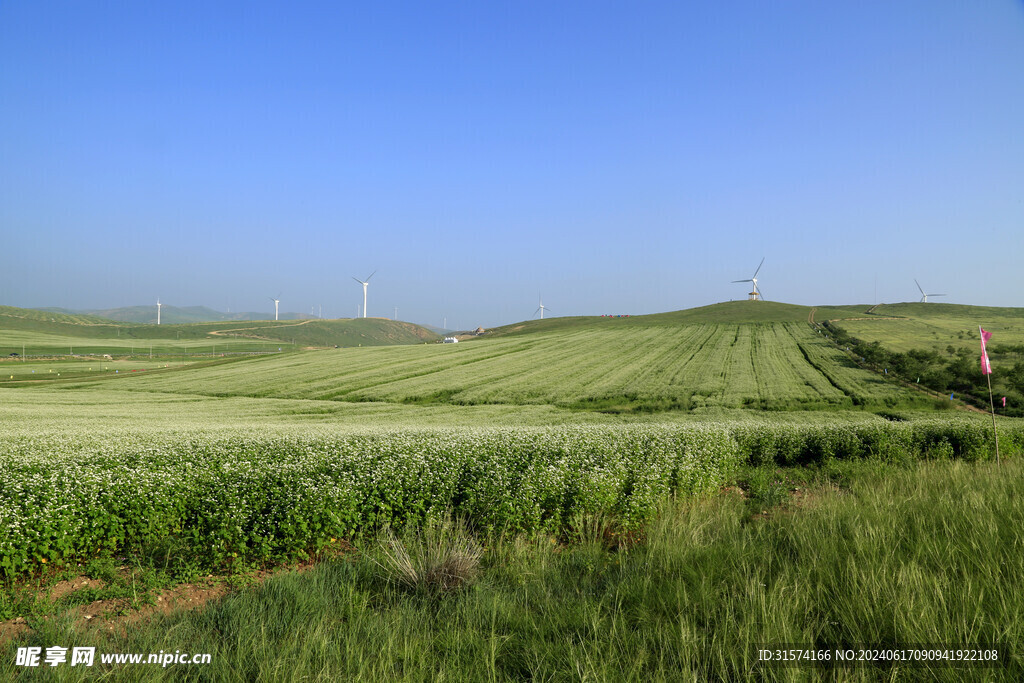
(0, 424, 743, 576)
(1, 396, 1017, 578)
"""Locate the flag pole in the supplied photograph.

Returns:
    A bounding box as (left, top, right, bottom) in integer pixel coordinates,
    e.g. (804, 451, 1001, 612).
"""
(986, 371, 1000, 467)
(981, 325, 1001, 466)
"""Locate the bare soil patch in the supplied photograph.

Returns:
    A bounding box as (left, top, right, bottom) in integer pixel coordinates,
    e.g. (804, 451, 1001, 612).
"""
(0, 543, 351, 645)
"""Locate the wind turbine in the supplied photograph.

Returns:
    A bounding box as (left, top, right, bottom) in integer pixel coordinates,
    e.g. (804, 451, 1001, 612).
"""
(269, 296, 280, 321)
(914, 279, 945, 303)
(534, 297, 552, 319)
(732, 258, 765, 301)
(352, 271, 375, 318)
(156, 298, 162, 325)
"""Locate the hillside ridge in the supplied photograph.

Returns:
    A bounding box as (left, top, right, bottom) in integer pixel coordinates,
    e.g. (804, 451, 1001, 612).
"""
(0, 305, 438, 349)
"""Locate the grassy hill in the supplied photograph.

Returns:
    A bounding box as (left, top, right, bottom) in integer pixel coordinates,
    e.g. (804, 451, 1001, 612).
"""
(0, 305, 114, 326)
(480, 301, 873, 338)
(0, 305, 438, 355)
(480, 300, 1024, 354)
(44, 305, 316, 324)
(824, 302, 1024, 353)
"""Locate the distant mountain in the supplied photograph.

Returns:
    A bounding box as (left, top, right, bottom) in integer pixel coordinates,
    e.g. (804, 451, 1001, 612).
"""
(41, 305, 315, 324)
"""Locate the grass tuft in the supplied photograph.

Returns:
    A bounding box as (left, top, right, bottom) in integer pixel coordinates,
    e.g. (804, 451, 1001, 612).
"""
(371, 517, 482, 594)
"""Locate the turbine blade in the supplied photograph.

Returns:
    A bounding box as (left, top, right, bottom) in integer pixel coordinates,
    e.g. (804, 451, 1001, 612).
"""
(752, 257, 765, 279)
(366, 270, 377, 282)
(352, 277, 364, 285)
(732, 279, 752, 283)
(915, 279, 925, 295)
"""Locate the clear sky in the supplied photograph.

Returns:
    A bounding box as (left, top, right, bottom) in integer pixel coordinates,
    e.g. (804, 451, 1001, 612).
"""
(2, 1, 1022, 329)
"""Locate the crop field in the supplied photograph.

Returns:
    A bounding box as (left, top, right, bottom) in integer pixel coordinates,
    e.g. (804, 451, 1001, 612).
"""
(88, 322, 920, 411)
(0, 329, 285, 357)
(2, 300, 1023, 680)
(0, 423, 743, 575)
(1, 396, 1017, 578)
(826, 302, 1024, 354)
(0, 359, 200, 382)
(2, 297, 1019, 581)
(5, 302, 1002, 578)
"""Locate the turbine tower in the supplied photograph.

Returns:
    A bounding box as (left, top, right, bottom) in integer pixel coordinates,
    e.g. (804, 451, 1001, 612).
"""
(732, 258, 765, 301)
(914, 279, 945, 303)
(156, 298, 162, 325)
(269, 296, 280, 321)
(352, 271, 376, 318)
(534, 297, 552, 319)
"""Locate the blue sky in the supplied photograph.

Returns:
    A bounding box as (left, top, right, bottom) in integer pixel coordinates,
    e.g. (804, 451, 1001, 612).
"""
(2, 1, 1022, 328)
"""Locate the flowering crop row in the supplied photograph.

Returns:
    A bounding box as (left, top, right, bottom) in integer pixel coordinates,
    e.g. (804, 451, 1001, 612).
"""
(0, 425, 738, 577)
(731, 416, 1023, 466)
(1, 417, 1017, 578)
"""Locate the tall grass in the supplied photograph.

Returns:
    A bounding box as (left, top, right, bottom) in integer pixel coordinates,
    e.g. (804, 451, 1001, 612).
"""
(4, 458, 1022, 681)
(370, 517, 483, 594)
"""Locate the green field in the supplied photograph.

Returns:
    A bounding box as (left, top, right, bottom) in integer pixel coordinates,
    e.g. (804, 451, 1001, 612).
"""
(0, 359, 200, 382)
(61, 321, 919, 411)
(824, 302, 1024, 354)
(0, 305, 439, 357)
(0, 300, 1016, 578)
(2, 300, 1022, 679)
(6, 458, 1018, 681)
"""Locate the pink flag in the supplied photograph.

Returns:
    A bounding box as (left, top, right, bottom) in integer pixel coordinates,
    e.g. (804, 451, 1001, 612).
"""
(980, 327, 993, 375)
(1003, 396, 1007, 408)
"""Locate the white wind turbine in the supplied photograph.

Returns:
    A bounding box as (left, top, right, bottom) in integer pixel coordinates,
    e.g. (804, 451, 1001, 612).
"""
(732, 258, 765, 301)
(914, 279, 945, 303)
(269, 296, 280, 321)
(352, 271, 376, 318)
(156, 298, 162, 325)
(534, 297, 552, 319)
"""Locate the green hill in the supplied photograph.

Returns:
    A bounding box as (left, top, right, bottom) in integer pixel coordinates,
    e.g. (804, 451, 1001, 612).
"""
(0, 305, 113, 326)
(0, 305, 438, 355)
(197, 318, 439, 348)
(44, 305, 316, 324)
(480, 301, 873, 338)
(822, 302, 1024, 353)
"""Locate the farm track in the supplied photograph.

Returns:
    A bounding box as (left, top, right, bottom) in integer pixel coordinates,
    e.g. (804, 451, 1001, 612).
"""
(207, 319, 317, 340)
(828, 317, 904, 321)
